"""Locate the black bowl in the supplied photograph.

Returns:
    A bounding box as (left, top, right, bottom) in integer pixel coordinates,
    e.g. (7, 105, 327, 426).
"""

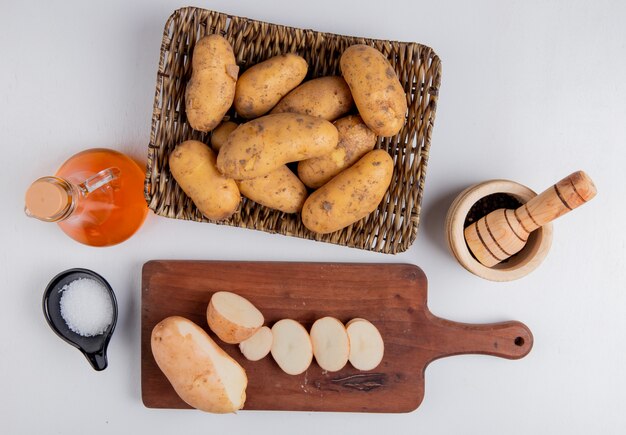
(42, 268, 118, 371)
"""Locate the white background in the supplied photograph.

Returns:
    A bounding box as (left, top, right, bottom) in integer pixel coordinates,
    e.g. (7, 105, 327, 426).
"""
(2, 1, 625, 433)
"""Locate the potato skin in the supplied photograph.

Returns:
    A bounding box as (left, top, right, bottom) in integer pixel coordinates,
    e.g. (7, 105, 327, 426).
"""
(185, 35, 239, 132)
(207, 300, 261, 344)
(151, 316, 247, 413)
(270, 76, 353, 121)
(340, 45, 407, 137)
(217, 113, 339, 180)
(211, 121, 238, 151)
(298, 115, 377, 188)
(238, 166, 308, 213)
(234, 53, 308, 118)
(169, 140, 240, 221)
(302, 149, 393, 234)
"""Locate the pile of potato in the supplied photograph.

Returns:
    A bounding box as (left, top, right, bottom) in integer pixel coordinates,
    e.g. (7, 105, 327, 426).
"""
(170, 34, 408, 234)
(151, 291, 384, 414)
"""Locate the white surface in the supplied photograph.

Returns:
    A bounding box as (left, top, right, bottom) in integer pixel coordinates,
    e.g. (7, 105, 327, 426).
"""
(2, 0, 625, 433)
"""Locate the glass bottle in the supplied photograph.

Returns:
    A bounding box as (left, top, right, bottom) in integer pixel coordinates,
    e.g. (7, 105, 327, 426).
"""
(25, 148, 148, 247)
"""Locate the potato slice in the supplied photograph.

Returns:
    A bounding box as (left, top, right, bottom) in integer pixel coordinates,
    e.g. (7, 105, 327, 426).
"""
(151, 316, 247, 413)
(346, 318, 384, 371)
(207, 291, 264, 344)
(239, 326, 273, 361)
(271, 319, 313, 375)
(310, 317, 350, 372)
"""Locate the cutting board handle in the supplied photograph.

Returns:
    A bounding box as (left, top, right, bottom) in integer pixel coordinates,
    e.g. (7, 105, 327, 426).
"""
(425, 312, 533, 362)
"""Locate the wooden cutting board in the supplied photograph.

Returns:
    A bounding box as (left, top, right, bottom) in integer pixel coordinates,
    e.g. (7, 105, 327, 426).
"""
(141, 261, 532, 413)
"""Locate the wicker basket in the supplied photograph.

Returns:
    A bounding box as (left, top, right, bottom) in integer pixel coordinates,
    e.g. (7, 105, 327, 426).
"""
(144, 7, 441, 254)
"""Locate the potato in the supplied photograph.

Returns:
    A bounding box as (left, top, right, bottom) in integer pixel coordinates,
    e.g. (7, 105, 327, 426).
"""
(346, 318, 384, 371)
(211, 121, 238, 151)
(270, 76, 353, 121)
(151, 316, 247, 413)
(301, 149, 393, 234)
(207, 291, 264, 344)
(185, 35, 239, 132)
(238, 165, 307, 213)
(340, 44, 407, 137)
(234, 53, 308, 118)
(169, 140, 240, 221)
(298, 115, 377, 188)
(217, 113, 339, 180)
(271, 319, 313, 375)
(310, 317, 350, 372)
(239, 326, 273, 362)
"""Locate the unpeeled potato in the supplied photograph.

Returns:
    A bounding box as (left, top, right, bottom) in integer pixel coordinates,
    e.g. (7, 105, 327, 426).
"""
(270, 76, 353, 121)
(298, 115, 377, 188)
(234, 53, 307, 118)
(238, 165, 308, 213)
(185, 35, 239, 132)
(301, 149, 393, 234)
(169, 140, 240, 221)
(217, 113, 339, 180)
(340, 44, 407, 137)
(211, 121, 238, 151)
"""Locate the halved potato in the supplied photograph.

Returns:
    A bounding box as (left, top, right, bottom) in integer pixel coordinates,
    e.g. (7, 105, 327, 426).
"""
(151, 316, 247, 413)
(239, 326, 273, 361)
(207, 291, 264, 344)
(310, 317, 350, 372)
(271, 319, 313, 375)
(346, 318, 384, 371)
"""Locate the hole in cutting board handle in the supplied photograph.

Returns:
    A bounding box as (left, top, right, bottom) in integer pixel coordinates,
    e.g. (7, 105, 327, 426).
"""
(514, 337, 525, 347)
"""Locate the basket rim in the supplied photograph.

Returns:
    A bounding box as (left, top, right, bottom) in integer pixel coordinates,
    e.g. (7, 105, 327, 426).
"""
(170, 6, 442, 55)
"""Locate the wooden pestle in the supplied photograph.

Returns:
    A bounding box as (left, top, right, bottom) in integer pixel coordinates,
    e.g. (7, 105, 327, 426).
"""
(465, 171, 597, 267)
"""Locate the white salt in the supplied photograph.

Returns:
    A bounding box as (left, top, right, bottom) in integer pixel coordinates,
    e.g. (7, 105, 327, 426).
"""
(59, 278, 113, 337)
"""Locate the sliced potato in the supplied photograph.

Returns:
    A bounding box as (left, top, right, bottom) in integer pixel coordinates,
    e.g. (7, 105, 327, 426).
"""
(271, 319, 313, 375)
(346, 318, 384, 371)
(310, 317, 350, 372)
(151, 316, 247, 413)
(211, 121, 238, 151)
(207, 291, 264, 344)
(239, 326, 273, 361)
